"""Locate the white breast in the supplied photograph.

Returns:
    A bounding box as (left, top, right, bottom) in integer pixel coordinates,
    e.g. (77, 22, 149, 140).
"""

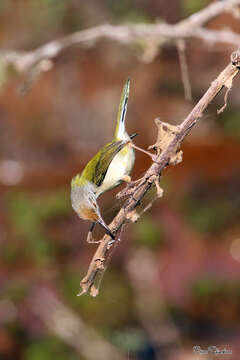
(96, 144, 135, 196)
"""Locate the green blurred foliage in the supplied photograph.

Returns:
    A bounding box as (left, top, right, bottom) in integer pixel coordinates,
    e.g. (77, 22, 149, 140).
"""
(2, 240, 19, 264)
(111, 327, 145, 352)
(157, 78, 183, 95)
(6, 188, 70, 265)
(191, 277, 226, 298)
(218, 110, 240, 139)
(134, 216, 164, 247)
(19, 0, 69, 30)
(4, 281, 28, 304)
(191, 277, 240, 300)
(0, 0, 12, 15)
(0, 61, 9, 91)
(0, 0, 83, 46)
(61, 269, 135, 331)
(105, 0, 152, 23)
(24, 336, 80, 360)
(182, 0, 208, 17)
(60, 270, 85, 307)
(181, 180, 240, 234)
(184, 198, 235, 234)
(0, 61, 18, 93)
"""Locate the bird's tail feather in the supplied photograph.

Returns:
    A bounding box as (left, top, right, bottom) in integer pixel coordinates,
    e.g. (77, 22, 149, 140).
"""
(114, 79, 130, 140)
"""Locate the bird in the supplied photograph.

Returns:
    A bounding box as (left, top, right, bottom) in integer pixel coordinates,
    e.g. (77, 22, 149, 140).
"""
(70, 79, 136, 243)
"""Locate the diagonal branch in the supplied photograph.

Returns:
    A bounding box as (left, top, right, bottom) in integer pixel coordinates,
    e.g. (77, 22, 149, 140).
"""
(79, 50, 240, 296)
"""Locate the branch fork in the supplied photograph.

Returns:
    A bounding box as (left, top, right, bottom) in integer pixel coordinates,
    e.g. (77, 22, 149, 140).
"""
(78, 50, 240, 296)
(149, 118, 183, 166)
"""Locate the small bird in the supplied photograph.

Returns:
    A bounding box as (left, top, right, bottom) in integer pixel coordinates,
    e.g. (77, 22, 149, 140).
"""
(71, 80, 136, 243)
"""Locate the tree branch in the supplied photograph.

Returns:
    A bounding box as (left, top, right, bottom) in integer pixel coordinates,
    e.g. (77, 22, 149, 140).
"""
(79, 49, 240, 296)
(1, 0, 240, 74)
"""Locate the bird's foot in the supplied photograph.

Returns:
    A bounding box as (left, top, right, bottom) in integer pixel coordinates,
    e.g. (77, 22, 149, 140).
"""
(121, 175, 131, 183)
(107, 237, 121, 249)
(107, 239, 115, 248)
(86, 231, 101, 244)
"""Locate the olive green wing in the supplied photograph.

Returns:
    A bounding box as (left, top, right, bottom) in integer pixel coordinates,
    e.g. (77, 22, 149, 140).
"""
(93, 140, 126, 187)
(80, 140, 127, 187)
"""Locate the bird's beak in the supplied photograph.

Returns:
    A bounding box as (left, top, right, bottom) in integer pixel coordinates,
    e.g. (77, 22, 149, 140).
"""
(130, 133, 138, 140)
(98, 218, 115, 239)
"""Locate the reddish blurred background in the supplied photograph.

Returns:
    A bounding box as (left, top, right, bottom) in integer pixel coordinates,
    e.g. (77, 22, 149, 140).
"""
(0, 0, 240, 359)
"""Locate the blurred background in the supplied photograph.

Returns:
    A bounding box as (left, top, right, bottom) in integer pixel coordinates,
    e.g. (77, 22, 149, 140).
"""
(0, 0, 240, 359)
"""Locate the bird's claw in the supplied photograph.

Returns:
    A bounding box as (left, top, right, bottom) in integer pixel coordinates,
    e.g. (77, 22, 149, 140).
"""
(87, 232, 101, 244)
(107, 237, 121, 249)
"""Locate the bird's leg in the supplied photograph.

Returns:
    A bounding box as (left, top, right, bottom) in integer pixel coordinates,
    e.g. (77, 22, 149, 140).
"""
(98, 218, 115, 240)
(87, 222, 101, 244)
(129, 142, 158, 162)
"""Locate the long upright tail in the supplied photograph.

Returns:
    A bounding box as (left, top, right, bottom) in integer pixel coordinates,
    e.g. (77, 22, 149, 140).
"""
(114, 79, 130, 140)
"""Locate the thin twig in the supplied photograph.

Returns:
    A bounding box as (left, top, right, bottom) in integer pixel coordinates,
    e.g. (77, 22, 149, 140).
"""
(79, 50, 240, 296)
(177, 39, 192, 101)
